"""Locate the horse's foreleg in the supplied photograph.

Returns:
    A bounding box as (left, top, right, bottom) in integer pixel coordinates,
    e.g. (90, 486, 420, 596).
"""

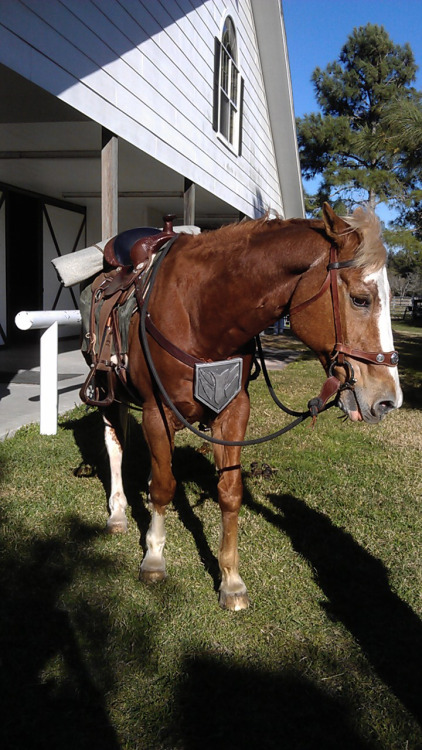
(103, 403, 129, 533)
(212, 392, 250, 611)
(140, 405, 176, 583)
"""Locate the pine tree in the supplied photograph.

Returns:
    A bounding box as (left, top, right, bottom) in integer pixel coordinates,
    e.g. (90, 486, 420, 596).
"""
(297, 24, 420, 212)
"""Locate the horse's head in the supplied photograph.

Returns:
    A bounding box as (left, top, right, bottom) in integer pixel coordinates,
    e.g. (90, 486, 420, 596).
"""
(290, 203, 402, 423)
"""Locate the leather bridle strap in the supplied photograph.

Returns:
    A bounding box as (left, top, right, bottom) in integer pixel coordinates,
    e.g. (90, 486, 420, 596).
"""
(290, 245, 399, 371)
(288, 269, 331, 316)
(328, 246, 399, 367)
(289, 247, 354, 316)
(327, 246, 353, 365)
(333, 343, 399, 367)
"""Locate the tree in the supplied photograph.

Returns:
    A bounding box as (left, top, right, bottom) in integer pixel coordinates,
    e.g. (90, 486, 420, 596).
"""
(375, 96, 422, 239)
(297, 24, 420, 212)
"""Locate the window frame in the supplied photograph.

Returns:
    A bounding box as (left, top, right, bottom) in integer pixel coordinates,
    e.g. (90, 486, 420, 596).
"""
(213, 16, 244, 156)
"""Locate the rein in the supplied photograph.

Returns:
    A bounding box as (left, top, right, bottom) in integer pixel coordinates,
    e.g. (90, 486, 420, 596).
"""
(131, 237, 399, 447)
(136, 240, 337, 448)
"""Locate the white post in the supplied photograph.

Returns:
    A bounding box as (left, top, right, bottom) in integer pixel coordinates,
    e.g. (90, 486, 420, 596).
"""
(15, 310, 82, 330)
(40, 322, 59, 435)
(15, 310, 82, 436)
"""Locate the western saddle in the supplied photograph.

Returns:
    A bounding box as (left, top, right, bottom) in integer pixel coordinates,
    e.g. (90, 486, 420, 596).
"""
(80, 214, 178, 408)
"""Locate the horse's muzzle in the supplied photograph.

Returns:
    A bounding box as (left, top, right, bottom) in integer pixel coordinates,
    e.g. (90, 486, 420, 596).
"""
(339, 386, 401, 424)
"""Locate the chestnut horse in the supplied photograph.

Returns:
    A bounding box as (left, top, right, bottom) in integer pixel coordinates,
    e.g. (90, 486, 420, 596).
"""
(98, 203, 402, 610)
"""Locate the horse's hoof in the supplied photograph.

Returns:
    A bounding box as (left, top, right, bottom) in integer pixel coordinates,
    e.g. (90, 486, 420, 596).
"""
(219, 590, 250, 611)
(106, 517, 128, 534)
(139, 567, 167, 584)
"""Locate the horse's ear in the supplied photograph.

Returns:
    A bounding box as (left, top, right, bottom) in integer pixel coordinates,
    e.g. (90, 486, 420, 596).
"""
(322, 202, 350, 241)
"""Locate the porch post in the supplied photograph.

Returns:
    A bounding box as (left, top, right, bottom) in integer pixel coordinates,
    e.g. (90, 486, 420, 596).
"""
(101, 128, 118, 240)
(184, 178, 196, 225)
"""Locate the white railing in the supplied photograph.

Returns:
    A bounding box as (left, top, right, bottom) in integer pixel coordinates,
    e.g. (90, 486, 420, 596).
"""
(15, 310, 82, 435)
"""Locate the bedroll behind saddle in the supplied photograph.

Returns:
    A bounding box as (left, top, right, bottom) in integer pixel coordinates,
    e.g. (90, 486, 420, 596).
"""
(79, 215, 177, 408)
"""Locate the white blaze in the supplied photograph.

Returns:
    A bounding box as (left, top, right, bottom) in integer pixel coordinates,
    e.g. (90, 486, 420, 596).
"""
(365, 267, 402, 406)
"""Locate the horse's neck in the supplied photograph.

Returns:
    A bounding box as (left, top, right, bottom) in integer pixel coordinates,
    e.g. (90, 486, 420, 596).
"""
(191, 225, 327, 350)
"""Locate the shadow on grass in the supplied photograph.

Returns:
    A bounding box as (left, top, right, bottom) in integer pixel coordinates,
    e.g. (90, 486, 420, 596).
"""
(59, 408, 422, 742)
(172, 653, 372, 750)
(5, 410, 421, 747)
(0, 506, 374, 750)
(0, 516, 122, 750)
(244, 491, 422, 730)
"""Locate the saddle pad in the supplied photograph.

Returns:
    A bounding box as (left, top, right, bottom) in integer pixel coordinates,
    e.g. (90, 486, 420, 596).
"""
(79, 283, 137, 356)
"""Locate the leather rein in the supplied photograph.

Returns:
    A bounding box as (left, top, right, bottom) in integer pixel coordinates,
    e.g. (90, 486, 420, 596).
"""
(137, 239, 323, 447)
(135, 238, 395, 447)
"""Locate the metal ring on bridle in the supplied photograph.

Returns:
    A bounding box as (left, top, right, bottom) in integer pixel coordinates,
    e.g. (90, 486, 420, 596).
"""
(329, 358, 357, 387)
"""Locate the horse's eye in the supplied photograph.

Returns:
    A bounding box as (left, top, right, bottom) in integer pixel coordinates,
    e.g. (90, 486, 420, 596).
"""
(351, 296, 370, 308)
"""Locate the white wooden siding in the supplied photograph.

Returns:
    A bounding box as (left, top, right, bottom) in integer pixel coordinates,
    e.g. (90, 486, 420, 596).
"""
(0, 0, 296, 218)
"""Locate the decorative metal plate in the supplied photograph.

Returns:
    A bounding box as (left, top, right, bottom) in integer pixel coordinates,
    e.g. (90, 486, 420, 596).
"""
(194, 358, 243, 413)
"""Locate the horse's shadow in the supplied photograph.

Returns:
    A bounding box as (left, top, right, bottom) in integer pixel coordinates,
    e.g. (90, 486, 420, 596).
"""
(243, 490, 422, 727)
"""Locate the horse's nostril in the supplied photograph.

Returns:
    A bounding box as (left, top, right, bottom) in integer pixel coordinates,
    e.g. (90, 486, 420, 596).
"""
(373, 399, 396, 418)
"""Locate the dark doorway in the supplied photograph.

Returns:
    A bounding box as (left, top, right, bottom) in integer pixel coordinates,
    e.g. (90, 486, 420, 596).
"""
(6, 191, 43, 343)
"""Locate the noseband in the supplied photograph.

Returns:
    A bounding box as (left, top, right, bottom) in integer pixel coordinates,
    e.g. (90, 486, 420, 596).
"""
(289, 245, 399, 391)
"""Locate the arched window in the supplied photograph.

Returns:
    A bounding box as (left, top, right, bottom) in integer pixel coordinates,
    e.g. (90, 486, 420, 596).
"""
(213, 16, 244, 154)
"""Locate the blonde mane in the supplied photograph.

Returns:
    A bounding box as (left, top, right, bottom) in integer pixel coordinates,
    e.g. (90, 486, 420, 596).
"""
(195, 207, 386, 272)
(342, 206, 386, 271)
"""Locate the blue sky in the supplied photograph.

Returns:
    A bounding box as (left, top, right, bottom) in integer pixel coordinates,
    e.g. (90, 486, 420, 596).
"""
(282, 0, 422, 221)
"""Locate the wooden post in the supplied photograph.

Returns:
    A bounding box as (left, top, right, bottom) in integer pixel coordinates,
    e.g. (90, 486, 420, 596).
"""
(184, 178, 196, 226)
(101, 128, 118, 240)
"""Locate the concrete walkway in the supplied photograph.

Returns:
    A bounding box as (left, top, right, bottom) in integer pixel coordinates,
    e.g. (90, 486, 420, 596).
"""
(0, 335, 296, 441)
(0, 337, 86, 441)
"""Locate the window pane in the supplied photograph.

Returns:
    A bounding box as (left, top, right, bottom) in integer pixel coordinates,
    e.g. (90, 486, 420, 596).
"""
(222, 17, 237, 61)
(230, 65, 238, 104)
(229, 105, 235, 143)
(220, 93, 229, 140)
(221, 48, 229, 94)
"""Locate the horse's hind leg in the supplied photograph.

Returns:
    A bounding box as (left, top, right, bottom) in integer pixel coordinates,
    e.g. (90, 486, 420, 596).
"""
(103, 402, 129, 533)
(139, 405, 176, 583)
(212, 393, 251, 611)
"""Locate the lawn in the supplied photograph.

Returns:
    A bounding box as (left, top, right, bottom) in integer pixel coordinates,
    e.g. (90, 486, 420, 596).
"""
(0, 326, 421, 749)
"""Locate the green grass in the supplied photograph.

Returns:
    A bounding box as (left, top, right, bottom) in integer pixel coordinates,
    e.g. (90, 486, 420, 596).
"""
(0, 328, 421, 749)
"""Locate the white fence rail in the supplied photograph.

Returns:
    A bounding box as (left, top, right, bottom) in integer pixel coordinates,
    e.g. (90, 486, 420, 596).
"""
(15, 310, 82, 435)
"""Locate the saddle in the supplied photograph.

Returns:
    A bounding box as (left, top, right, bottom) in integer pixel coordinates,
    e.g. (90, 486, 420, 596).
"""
(104, 214, 176, 269)
(80, 215, 177, 408)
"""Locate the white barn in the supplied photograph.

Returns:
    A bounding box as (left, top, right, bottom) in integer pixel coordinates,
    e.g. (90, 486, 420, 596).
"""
(0, 0, 303, 345)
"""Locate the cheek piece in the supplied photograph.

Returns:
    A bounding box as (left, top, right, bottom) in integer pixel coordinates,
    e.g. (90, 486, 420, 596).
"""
(289, 246, 399, 417)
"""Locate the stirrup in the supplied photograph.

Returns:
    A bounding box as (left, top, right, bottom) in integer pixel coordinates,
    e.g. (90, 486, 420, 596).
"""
(80, 367, 115, 408)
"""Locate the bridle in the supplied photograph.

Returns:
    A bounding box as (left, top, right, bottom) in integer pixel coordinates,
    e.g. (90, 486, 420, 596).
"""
(289, 244, 399, 394)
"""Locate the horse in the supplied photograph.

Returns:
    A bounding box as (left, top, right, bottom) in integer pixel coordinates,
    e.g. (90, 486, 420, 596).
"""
(92, 202, 402, 611)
